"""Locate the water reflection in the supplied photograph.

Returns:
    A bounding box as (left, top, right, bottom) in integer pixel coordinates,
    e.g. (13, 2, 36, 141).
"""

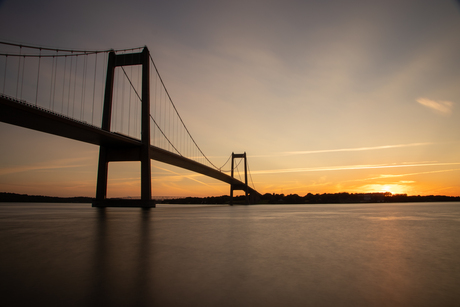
(137, 208, 152, 305)
(91, 208, 108, 306)
(91, 207, 152, 307)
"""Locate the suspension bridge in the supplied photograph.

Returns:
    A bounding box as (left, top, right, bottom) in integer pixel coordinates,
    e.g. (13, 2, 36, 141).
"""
(0, 42, 260, 207)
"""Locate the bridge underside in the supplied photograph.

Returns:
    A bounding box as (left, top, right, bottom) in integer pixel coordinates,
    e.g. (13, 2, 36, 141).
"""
(0, 96, 259, 202)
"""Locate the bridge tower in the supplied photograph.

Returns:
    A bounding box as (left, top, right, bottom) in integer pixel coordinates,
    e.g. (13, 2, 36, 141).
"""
(92, 47, 155, 208)
(230, 152, 250, 205)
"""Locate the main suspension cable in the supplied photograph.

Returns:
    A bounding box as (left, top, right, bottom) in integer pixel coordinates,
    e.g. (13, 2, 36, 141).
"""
(0, 41, 143, 55)
(218, 154, 232, 171)
(120, 66, 182, 156)
(247, 159, 256, 191)
(149, 55, 219, 169)
(150, 114, 182, 155)
(233, 158, 243, 170)
(235, 161, 242, 182)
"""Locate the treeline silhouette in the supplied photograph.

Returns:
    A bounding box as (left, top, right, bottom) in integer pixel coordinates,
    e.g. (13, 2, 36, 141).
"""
(0, 192, 94, 203)
(161, 192, 460, 205)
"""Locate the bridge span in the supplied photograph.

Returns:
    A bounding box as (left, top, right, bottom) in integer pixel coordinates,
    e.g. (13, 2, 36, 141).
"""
(0, 95, 259, 199)
(0, 42, 260, 207)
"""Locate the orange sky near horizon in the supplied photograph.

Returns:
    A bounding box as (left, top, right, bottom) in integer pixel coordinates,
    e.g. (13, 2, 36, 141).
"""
(1, 0, 459, 198)
(1, 122, 458, 198)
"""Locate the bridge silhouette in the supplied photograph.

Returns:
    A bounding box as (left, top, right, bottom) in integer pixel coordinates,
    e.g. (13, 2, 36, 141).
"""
(0, 42, 260, 207)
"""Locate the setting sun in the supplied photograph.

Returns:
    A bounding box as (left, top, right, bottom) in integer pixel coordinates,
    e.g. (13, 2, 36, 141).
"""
(356, 183, 410, 196)
(382, 185, 393, 194)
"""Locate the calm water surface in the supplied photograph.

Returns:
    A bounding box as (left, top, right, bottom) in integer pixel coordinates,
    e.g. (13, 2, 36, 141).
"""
(0, 202, 459, 306)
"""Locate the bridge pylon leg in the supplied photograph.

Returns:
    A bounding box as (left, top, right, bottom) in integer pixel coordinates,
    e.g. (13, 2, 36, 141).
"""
(229, 152, 250, 205)
(95, 147, 109, 201)
(92, 47, 155, 208)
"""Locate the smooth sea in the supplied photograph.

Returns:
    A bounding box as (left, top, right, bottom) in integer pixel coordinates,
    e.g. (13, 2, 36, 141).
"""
(0, 202, 459, 307)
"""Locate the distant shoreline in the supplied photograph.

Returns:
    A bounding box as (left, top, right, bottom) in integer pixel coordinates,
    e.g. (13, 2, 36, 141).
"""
(2, 192, 459, 205)
(0, 192, 94, 203)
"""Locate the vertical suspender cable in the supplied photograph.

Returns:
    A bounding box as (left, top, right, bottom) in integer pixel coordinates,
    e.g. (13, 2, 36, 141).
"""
(152, 73, 155, 145)
(151, 66, 155, 144)
(61, 56, 67, 113)
(173, 96, 175, 153)
(154, 65, 158, 144)
(136, 64, 140, 138)
(154, 70, 159, 145)
(52, 54, 58, 112)
(20, 55, 25, 100)
(121, 61, 125, 134)
(2, 55, 7, 93)
(15, 46, 21, 98)
(127, 66, 130, 136)
(168, 94, 174, 152)
(165, 84, 168, 150)
(35, 48, 42, 106)
(159, 79, 162, 147)
(113, 65, 117, 131)
(67, 55, 73, 116)
(166, 88, 169, 150)
(72, 55, 78, 118)
(49, 55, 55, 110)
(247, 159, 256, 190)
(100, 52, 108, 127)
(81, 53, 88, 121)
(167, 92, 170, 151)
(91, 52, 98, 125)
(113, 66, 117, 131)
(121, 52, 126, 134)
(163, 87, 166, 149)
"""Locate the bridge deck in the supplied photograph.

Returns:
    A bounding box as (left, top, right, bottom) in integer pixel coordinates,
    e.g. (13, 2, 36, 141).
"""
(0, 95, 140, 148)
(0, 95, 259, 195)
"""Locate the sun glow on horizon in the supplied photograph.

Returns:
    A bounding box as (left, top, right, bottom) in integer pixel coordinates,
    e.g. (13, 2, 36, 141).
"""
(382, 185, 393, 194)
(357, 183, 410, 196)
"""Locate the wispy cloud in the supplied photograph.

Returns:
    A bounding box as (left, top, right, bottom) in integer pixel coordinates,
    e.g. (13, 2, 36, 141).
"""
(152, 164, 222, 192)
(417, 98, 454, 115)
(0, 157, 92, 176)
(320, 168, 460, 187)
(376, 168, 460, 180)
(282, 142, 432, 156)
(252, 142, 432, 158)
(251, 162, 460, 175)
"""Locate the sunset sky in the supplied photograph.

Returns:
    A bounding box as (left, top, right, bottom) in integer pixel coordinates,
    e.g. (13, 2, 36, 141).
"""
(1, 0, 459, 198)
